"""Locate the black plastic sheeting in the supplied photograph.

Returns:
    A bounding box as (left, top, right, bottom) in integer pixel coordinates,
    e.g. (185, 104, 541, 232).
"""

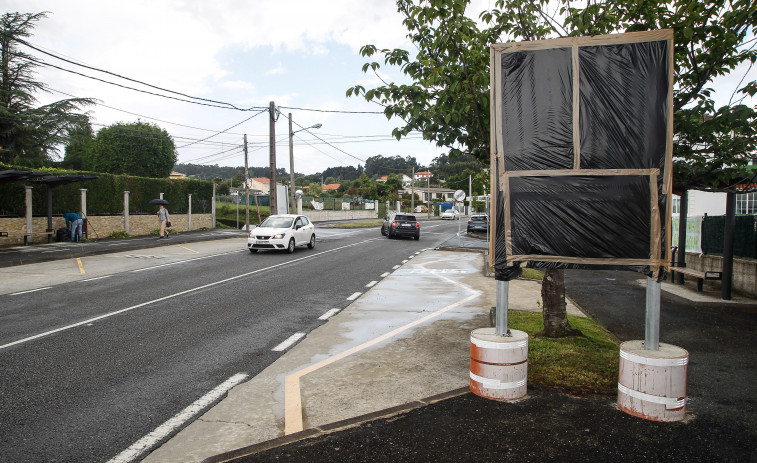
(494, 38, 670, 279)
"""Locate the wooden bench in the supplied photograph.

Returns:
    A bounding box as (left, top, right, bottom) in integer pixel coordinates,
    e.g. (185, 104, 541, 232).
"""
(670, 266, 722, 291)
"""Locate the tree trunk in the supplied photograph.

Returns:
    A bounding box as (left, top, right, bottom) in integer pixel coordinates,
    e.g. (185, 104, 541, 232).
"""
(541, 269, 581, 337)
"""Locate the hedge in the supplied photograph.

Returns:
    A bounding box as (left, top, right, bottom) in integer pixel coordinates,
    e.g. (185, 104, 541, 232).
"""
(0, 163, 213, 217)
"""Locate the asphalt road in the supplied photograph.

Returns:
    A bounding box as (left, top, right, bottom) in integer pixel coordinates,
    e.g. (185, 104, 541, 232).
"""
(0, 220, 465, 463)
(219, 267, 757, 463)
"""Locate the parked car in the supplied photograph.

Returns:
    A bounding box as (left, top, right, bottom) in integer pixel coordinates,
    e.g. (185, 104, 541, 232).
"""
(467, 214, 489, 233)
(381, 212, 420, 240)
(441, 209, 460, 220)
(414, 205, 428, 213)
(247, 214, 315, 253)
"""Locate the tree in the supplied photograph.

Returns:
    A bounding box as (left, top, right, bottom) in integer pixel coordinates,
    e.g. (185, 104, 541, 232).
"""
(60, 118, 93, 170)
(83, 121, 177, 178)
(0, 12, 94, 166)
(348, 0, 756, 337)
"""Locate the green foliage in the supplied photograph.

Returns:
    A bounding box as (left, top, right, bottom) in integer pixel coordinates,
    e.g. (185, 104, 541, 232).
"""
(0, 12, 95, 166)
(83, 121, 177, 178)
(363, 154, 419, 177)
(0, 162, 213, 216)
(351, 0, 757, 194)
(60, 120, 94, 170)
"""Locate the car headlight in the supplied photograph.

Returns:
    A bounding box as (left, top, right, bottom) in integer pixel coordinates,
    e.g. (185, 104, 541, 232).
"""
(249, 232, 255, 238)
(272, 233, 285, 239)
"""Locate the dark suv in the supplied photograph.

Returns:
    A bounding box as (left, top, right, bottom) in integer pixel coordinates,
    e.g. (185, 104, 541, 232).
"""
(467, 214, 489, 233)
(381, 213, 420, 240)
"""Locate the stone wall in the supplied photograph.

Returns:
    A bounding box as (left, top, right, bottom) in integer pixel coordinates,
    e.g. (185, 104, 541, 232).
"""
(305, 209, 378, 222)
(0, 214, 213, 245)
(682, 251, 757, 298)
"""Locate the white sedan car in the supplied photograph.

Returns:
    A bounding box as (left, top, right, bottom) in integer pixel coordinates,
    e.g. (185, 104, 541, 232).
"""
(441, 209, 460, 220)
(247, 214, 316, 253)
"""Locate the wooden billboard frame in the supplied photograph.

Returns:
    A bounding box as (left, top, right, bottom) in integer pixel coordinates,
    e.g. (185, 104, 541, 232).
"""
(489, 30, 674, 276)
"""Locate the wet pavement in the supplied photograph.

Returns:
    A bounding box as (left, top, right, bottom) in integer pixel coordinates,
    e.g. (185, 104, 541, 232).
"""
(2, 223, 755, 462)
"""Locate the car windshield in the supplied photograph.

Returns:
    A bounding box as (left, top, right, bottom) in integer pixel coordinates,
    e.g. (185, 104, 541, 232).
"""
(259, 216, 294, 228)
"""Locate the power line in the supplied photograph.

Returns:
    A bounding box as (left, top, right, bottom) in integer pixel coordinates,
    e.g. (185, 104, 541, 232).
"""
(8, 34, 255, 111)
(176, 109, 268, 148)
(279, 105, 385, 114)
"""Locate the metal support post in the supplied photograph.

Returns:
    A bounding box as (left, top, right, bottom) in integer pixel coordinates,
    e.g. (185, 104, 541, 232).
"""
(496, 280, 510, 337)
(645, 277, 660, 350)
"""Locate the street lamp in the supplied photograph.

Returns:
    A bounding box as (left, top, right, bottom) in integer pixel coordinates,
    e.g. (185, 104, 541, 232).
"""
(289, 113, 322, 213)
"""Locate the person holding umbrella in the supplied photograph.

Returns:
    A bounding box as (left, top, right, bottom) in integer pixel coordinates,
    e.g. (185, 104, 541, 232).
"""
(150, 199, 170, 238)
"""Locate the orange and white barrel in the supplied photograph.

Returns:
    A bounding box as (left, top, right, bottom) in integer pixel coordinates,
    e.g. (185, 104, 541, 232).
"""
(470, 328, 528, 400)
(617, 340, 689, 422)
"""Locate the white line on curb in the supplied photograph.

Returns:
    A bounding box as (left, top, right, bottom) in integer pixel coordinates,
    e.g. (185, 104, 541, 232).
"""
(392, 265, 400, 269)
(366, 281, 378, 288)
(347, 292, 362, 301)
(273, 332, 305, 352)
(319, 308, 340, 320)
(80, 275, 111, 282)
(380, 272, 390, 278)
(106, 373, 248, 463)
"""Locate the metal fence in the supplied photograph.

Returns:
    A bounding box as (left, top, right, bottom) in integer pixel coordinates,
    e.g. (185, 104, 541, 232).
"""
(701, 214, 757, 259)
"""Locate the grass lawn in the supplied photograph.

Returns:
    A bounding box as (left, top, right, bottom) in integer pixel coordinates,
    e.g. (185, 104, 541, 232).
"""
(508, 310, 620, 392)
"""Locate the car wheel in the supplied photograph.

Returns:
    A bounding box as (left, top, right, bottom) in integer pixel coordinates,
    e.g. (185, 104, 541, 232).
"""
(413, 235, 420, 240)
(381, 226, 387, 236)
(307, 234, 315, 249)
(287, 238, 295, 253)
(249, 248, 258, 253)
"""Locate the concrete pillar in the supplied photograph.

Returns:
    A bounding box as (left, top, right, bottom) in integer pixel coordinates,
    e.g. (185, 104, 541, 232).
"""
(79, 189, 87, 217)
(212, 183, 216, 229)
(124, 191, 130, 234)
(188, 194, 193, 231)
(25, 186, 33, 245)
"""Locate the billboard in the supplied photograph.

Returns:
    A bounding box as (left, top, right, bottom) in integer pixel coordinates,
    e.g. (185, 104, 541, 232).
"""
(490, 31, 674, 279)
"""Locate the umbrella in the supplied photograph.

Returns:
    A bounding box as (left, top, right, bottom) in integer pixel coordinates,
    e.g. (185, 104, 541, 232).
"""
(149, 198, 169, 205)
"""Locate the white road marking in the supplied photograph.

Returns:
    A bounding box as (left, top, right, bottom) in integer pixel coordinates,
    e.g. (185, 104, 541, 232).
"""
(106, 373, 249, 463)
(0, 238, 381, 351)
(402, 260, 408, 264)
(380, 272, 390, 278)
(273, 332, 306, 352)
(392, 265, 400, 269)
(366, 280, 378, 288)
(10, 287, 52, 296)
(80, 275, 112, 282)
(319, 308, 340, 320)
(347, 292, 362, 301)
(131, 250, 243, 272)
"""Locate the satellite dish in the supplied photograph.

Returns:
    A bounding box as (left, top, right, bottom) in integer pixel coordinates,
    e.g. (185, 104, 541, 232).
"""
(454, 189, 466, 201)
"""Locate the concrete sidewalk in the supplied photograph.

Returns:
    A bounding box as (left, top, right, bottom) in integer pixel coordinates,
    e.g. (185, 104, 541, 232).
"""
(141, 250, 586, 463)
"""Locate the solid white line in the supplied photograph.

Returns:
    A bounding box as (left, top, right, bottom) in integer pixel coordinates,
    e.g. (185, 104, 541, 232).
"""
(346, 292, 362, 301)
(0, 238, 381, 351)
(273, 332, 305, 352)
(319, 308, 340, 320)
(380, 272, 390, 278)
(81, 275, 112, 282)
(131, 250, 244, 272)
(10, 287, 52, 296)
(106, 373, 248, 463)
(366, 281, 378, 288)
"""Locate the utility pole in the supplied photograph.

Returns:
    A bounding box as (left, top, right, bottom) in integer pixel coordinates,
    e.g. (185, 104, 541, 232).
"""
(427, 172, 431, 219)
(289, 113, 295, 214)
(244, 134, 250, 231)
(411, 167, 415, 213)
(269, 101, 277, 215)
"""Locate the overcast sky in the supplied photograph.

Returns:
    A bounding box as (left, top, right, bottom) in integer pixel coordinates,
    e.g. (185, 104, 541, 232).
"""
(3, 1, 754, 176)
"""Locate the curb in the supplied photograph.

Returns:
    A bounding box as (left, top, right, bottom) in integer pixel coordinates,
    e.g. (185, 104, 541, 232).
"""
(200, 387, 471, 463)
